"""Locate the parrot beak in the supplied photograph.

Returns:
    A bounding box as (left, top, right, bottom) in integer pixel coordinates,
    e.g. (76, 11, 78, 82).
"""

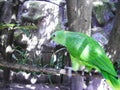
(49, 36, 53, 42)
(48, 35, 57, 47)
(49, 34, 55, 42)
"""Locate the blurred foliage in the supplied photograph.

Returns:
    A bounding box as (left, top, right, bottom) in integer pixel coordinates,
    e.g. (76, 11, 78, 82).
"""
(12, 49, 28, 64)
(0, 0, 119, 82)
(0, 24, 15, 29)
(0, 24, 37, 30)
(0, 0, 118, 71)
(93, 2, 115, 25)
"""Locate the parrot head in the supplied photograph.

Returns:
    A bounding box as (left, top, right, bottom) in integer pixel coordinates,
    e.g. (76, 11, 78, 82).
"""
(50, 30, 66, 46)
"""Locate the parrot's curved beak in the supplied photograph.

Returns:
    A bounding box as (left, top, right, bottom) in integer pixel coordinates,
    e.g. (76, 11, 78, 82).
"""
(49, 35, 53, 42)
(48, 35, 57, 47)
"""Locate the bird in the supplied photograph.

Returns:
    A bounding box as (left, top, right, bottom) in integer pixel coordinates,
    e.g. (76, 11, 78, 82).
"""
(50, 30, 120, 90)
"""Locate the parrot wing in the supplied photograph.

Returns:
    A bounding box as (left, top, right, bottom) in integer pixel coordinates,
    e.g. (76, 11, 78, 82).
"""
(70, 54, 93, 72)
(80, 43, 117, 77)
(70, 54, 84, 71)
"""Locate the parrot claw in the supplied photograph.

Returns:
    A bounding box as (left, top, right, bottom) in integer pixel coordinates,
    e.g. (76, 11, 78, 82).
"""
(65, 66, 73, 78)
(82, 71, 85, 76)
(89, 72, 92, 76)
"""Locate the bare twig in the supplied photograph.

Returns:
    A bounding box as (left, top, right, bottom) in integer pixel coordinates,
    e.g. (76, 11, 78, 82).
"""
(0, 60, 66, 74)
(0, 60, 101, 77)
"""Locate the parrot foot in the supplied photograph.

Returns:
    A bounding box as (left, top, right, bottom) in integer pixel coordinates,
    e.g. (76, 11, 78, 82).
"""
(89, 72, 92, 76)
(81, 69, 92, 77)
(81, 71, 84, 76)
(81, 68, 87, 76)
(64, 66, 73, 78)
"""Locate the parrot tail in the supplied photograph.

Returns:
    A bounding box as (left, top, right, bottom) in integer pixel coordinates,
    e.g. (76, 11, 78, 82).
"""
(101, 70, 120, 90)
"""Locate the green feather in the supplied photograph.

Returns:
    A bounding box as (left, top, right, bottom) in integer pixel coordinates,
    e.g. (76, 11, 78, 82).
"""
(51, 30, 120, 90)
(70, 54, 83, 71)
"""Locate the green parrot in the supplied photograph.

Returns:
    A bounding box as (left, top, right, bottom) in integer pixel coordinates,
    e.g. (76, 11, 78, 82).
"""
(50, 30, 120, 90)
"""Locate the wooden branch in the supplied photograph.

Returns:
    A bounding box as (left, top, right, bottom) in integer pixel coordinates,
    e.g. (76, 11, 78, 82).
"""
(0, 60, 101, 77)
(0, 60, 66, 74)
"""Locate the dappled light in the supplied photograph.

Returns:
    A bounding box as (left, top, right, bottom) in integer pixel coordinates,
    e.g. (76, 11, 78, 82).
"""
(14, 84, 25, 89)
(97, 79, 112, 90)
(22, 72, 31, 80)
(0, 0, 120, 90)
(5, 45, 14, 53)
(93, 1, 103, 6)
(26, 85, 36, 90)
(21, 0, 60, 61)
(30, 77, 37, 84)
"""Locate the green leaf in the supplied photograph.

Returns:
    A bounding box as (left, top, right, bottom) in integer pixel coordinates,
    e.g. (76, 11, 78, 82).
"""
(0, 24, 37, 30)
(17, 25, 37, 30)
(0, 24, 15, 29)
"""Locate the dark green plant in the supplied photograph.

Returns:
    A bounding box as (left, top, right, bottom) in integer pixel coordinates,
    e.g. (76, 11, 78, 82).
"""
(12, 49, 28, 64)
(50, 48, 66, 69)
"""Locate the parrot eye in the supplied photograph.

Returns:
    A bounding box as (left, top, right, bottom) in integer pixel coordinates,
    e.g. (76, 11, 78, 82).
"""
(53, 34, 56, 37)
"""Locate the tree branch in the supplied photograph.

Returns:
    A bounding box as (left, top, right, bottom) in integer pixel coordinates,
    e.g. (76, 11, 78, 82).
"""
(0, 60, 101, 77)
(0, 60, 66, 74)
